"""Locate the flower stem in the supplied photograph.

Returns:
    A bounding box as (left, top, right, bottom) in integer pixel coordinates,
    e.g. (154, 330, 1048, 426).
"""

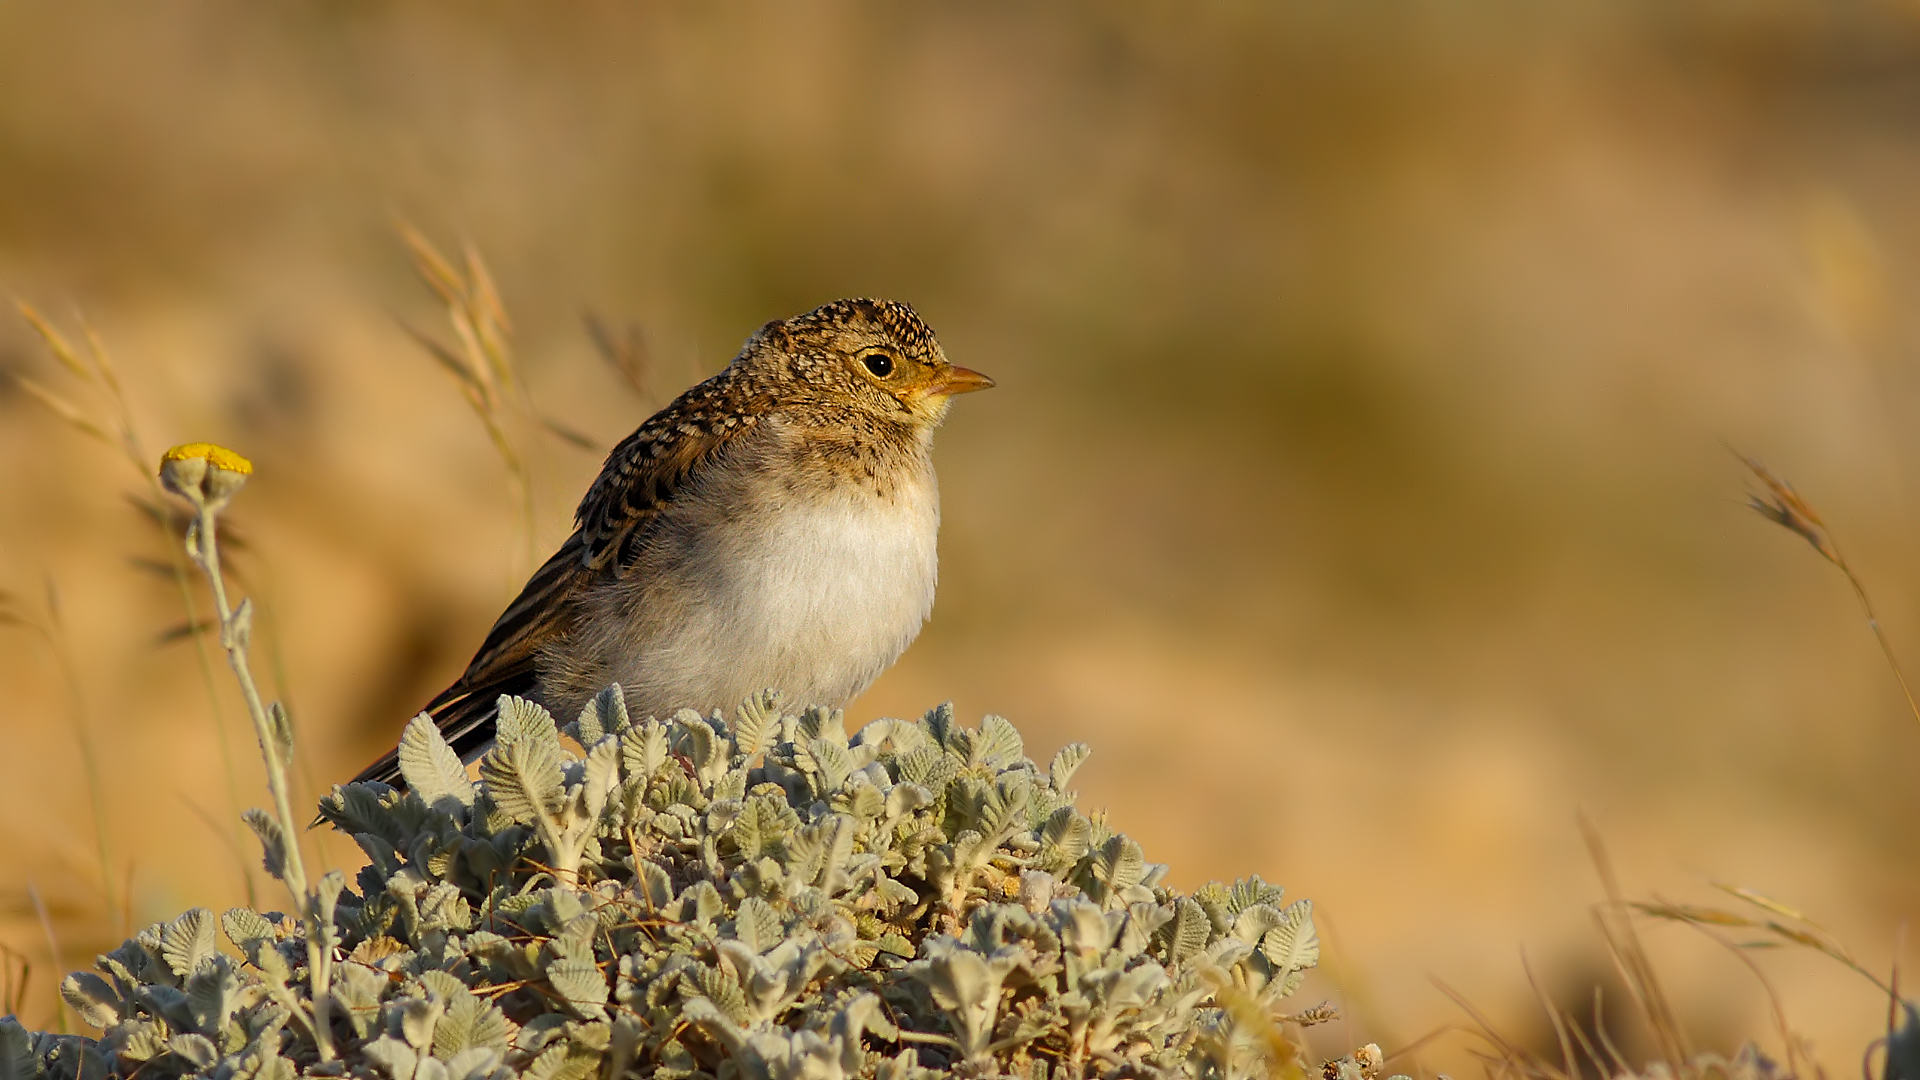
(187, 502, 335, 1062)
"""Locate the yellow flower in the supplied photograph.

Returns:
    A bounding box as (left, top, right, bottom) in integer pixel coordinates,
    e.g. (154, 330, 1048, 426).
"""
(161, 442, 253, 474)
(160, 442, 253, 510)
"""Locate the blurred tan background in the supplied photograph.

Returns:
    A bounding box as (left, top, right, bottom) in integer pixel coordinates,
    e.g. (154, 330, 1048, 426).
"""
(2, 1, 1919, 1073)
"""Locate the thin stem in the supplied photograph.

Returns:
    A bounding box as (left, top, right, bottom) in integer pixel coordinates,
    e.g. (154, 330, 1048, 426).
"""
(1835, 556, 1920, 727)
(188, 504, 335, 1062)
(27, 881, 68, 1033)
(7, 610, 120, 936)
(195, 508, 305, 892)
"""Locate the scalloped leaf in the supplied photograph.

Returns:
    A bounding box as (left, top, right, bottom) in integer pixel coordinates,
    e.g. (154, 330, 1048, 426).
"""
(267, 700, 296, 769)
(548, 958, 609, 1018)
(1048, 742, 1091, 791)
(61, 972, 121, 1029)
(494, 695, 562, 750)
(797, 705, 847, 747)
(731, 896, 782, 954)
(399, 713, 475, 813)
(1262, 898, 1320, 991)
(1162, 897, 1212, 963)
(633, 859, 675, 908)
(574, 684, 628, 744)
(621, 721, 669, 783)
(732, 690, 783, 757)
(0, 1017, 34, 1080)
(185, 957, 239, 1033)
(970, 715, 1024, 769)
(480, 731, 564, 825)
(241, 809, 289, 881)
(159, 908, 218, 977)
(922, 702, 958, 749)
(1082, 835, 1145, 909)
(581, 737, 619, 822)
(804, 738, 853, 794)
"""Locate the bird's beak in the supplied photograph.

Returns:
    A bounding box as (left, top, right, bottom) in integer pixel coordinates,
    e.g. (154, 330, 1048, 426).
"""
(929, 366, 996, 396)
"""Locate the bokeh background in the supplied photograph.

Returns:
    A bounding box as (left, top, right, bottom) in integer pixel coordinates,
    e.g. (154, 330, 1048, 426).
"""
(3, 1, 1919, 1072)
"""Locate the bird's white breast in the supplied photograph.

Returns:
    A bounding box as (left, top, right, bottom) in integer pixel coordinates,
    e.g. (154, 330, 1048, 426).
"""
(596, 453, 941, 719)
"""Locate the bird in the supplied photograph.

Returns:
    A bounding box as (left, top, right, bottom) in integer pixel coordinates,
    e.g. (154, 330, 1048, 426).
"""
(350, 297, 993, 788)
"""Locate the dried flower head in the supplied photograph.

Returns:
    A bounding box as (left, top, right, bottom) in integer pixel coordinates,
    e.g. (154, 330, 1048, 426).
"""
(1740, 454, 1839, 566)
(158, 442, 252, 512)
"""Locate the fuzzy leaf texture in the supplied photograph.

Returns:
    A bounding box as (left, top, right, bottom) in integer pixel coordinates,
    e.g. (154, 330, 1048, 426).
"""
(399, 712, 475, 813)
(37, 692, 1332, 1080)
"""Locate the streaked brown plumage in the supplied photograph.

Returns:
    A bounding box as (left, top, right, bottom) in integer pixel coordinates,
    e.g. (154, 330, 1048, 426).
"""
(350, 298, 992, 788)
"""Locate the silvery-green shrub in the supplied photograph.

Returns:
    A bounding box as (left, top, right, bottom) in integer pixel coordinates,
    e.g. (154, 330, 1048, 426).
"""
(19, 690, 1333, 1080)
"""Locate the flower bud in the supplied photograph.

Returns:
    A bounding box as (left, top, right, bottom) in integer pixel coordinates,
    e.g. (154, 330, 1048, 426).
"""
(159, 443, 253, 511)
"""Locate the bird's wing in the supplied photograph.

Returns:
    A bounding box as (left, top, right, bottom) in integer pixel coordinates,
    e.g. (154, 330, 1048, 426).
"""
(348, 367, 766, 788)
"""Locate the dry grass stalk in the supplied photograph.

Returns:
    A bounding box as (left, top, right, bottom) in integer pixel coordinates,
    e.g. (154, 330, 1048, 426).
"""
(25, 881, 66, 1033)
(1738, 453, 1920, 727)
(583, 310, 654, 400)
(395, 222, 538, 577)
(8, 301, 253, 903)
(1633, 886, 1895, 1002)
(0, 585, 121, 935)
(1433, 820, 1847, 1080)
(0, 943, 31, 1020)
(1581, 814, 1692, 1070)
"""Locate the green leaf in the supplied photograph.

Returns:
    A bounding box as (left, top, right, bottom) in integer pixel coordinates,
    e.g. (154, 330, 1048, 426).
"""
(316, 871, 348, 953)
(1049, 743, 1091, 791)
(547, 958, 608, 1018)
(970, 715, 1025, 769)
(678, 881, 723, 925)
(267, 700, 296, 767)
(221, 908, 274, 954)
(61, 972, 120, 1029)
(398, 997, 442, 1049)
(732, 794, 799, 860)
(731, 897, 782, 954)
(1262, 899, 1320, 990)
(805, 737, 853, 794)
(0, 1017, 36, 1080)
(1225, 875, 1284, 917)
(1163, 897, 1212, 963)
(675, 711, 729, 788)
(480, 731, 564, 825)
(1039, 807, 1091, 870)
(362, 1034, 418, 1080)
(621, 721, 669, 783)
(633, 859, 674, 908)
(168, 1033, 219, 1070)
(1083, 835, 1145, 909)
(797, 705, 847, 746)
(580, 737, 619, 822)
(1232, 903, 1286, 945)
(710, 766, 749, 803)
(494, 695, 562, 751)
(922, 702, 958, 749)
(435, 993, 511, 1058)
(241, 809, 289, 881)
(845, 783, 885, 819)
(573, 684, 627, 744)
(160, 907, 218, 977)
(732, 690, 784, 757)
(399, 713, 475, 813)
(185, 956, 240, 1033)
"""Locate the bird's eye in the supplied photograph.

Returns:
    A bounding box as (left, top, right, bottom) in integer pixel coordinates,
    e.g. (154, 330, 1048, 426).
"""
(860, 352, 894, 378)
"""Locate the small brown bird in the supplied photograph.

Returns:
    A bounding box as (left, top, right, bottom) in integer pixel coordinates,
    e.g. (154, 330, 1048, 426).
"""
(352, 298, 992, 787)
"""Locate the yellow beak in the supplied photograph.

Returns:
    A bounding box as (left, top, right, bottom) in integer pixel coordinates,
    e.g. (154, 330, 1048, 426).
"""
(929, 365, 996, 396)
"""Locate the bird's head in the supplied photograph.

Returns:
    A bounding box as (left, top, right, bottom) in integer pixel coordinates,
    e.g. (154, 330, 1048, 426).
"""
(746, 298, 994, 425)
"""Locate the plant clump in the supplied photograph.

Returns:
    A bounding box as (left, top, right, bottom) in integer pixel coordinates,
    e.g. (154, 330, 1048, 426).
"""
(18, 690, 1336, 1080)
